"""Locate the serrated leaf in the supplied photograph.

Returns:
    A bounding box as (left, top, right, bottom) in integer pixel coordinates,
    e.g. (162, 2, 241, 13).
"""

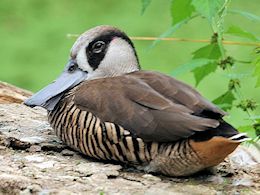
(192, 0, 225, 21)
(192, 62, 218, 86)
(171, 0, 194, 26)
(229, 9, 260, 22)
(190, 43, 221, 85)
(192, 43, 222, 59)
(172, 59, 214, 76)
(213, 91, 236, 111)
(226, 25, 259, 41)
(141, 0, 152, 15)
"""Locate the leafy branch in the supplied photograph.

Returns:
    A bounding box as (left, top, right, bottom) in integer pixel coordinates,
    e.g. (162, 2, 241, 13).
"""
(142, 0, 260, 138)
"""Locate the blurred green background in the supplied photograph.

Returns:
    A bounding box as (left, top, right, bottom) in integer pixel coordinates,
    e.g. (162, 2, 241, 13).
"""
(0, 0, 259, 133)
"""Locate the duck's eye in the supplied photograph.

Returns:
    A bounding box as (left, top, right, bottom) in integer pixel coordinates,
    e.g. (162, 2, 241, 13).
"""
(92, 41, 105, 53)
(68, 63, 78, 73)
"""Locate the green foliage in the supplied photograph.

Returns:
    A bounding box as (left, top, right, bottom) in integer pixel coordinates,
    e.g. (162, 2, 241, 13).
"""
(149, 1, 200, 48)
(218, 56, 235, 70)
(213, 91, 236, 111)
(192, 63, 217, 86)
(192, 43, 221, 59)
(191, 0, 225, 22)
(142, 0, 260, 138)
(254, 122, 260, 136)
(238, 125, 256, 138)
(171, 0, 194, 25)
(226, 25, 259, 41)
(172, 59, 214, 76)
(237, 99, 258, 112)
(228, 79, 240, 90)
(191, 42, 221, 85)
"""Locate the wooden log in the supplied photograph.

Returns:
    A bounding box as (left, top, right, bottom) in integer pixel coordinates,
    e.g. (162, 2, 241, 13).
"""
(0, 81, 32, 104)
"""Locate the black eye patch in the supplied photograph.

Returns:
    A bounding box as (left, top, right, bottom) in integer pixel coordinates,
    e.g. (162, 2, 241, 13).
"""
(86, 39, 110, 70)
(85, 30, 139, 70)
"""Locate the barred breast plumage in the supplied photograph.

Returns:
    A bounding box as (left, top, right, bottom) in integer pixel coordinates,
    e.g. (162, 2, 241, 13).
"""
(47, 97, 202, 176)
(25, 25, 249, 177)
(46, 86, 244, 176)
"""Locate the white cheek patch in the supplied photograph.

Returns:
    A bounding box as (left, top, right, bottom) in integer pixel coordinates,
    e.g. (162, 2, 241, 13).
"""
(98, 38, 139, 73)
(76, 47, 94, 73)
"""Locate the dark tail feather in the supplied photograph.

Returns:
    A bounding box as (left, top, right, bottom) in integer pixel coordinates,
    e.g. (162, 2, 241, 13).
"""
(191, 120, 250, 142)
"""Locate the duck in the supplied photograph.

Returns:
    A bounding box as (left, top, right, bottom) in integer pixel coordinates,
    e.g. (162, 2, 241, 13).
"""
(24, 25, 248, 176)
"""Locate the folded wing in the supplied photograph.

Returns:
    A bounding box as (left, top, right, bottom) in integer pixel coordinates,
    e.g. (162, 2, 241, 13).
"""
(74, 71, 226, 142)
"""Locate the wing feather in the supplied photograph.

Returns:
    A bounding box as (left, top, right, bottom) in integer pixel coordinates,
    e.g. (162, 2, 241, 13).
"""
(74, 71, 224, 142)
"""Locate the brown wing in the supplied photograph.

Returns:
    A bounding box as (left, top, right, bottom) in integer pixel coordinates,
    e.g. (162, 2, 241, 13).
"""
(74, 70, 226, 142)
(132, 71, 226, 117)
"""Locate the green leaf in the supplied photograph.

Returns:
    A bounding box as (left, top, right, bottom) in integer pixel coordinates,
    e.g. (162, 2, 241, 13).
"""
(226, 25, 259, 41)
(190, 43, 221, 85)
(141, 0, 152, 15)
(192, 0, 225, 21)
(213, 91, 236, 111)
(229, 9, 260, 22)
(172, 59, 214, 76)
(171, 0, 194, 26)
(238, 125, 256, 138)
(192, 43, 221, 59)
(192, 62, 218, 86)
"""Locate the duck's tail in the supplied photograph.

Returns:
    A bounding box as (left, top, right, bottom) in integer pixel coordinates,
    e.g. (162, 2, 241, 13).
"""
(189, 120, 251, 167)
(191, 120, 251, 142)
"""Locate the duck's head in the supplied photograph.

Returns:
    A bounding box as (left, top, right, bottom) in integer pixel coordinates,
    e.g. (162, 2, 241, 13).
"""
(24, 25, 140, 110)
